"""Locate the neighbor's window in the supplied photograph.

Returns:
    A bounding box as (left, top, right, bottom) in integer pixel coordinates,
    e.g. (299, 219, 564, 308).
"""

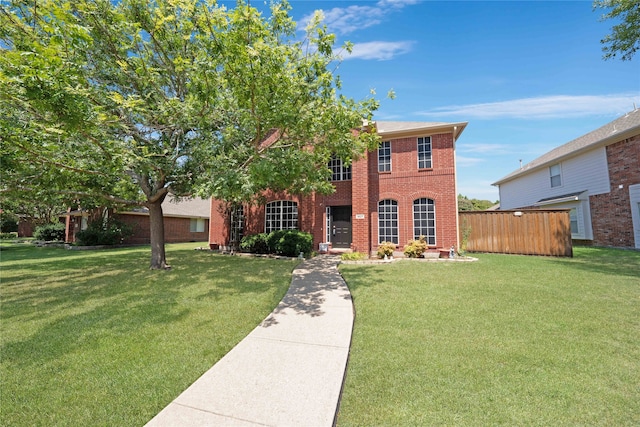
(328, 156, 352, 181)
(417, 136, 432, 169)
(378, 141, 391, 172)
(265, 200, 298, 233)
(569, 208, 578, 234)
(230, 204, 244, 244)
(550, 164, 562, 188)
(190, 218, 205, 233)
(378, 199, 398, 244)
(413, 198, 436, 245)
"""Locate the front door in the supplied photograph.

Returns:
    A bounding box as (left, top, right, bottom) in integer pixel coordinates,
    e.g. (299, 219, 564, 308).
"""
(331, 206, 352, 248)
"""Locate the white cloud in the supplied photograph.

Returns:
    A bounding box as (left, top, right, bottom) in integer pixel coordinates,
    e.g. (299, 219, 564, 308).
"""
(456, 155, 484, 167)
(458, 143, 510, 154)
(300, 0, 418, 36)
(420, 93, 640, 119)
(343, 41, 414, 61)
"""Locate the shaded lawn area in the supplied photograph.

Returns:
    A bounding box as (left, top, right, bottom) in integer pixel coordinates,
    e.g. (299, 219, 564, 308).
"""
(337, 247, 640, 426)
(0, 242, 296, 426)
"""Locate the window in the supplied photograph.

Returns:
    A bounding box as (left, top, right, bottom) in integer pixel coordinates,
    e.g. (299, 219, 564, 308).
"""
(378, 141, 391, 172)
(418, 136, 432, 169)
(550, 164, 562, 187)
(378, 199, 398, 244)
(328, 156, 351, 181)
(230, 204, 244, 244)
(569, 208, 578, 234)
(265, 201, 298, 233)
(413, 198, 436, 245)
(190, 218, 205, 233)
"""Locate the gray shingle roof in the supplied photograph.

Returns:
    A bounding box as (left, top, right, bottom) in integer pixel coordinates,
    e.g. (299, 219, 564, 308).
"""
(493, 108, 640, 185)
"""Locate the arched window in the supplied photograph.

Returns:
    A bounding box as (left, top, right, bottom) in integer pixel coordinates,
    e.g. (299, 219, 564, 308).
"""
(378, 199, 398, 244)
(413, 198, 436, 245)
(265, 201, 298, 233)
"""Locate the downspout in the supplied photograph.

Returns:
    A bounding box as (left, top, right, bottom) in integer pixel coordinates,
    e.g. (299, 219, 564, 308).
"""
(453, 126, 461, 252)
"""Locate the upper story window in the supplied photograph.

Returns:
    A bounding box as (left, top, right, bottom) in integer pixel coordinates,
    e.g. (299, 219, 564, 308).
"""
(265, 200, 298, 233)
(418, 136, 432, 169)
(378, 199, 398, 244)
(550, 164, 562, 187)
(378, 141, 391, 172)
(328, 156, 351, 181)
(413, 198, 436, 245)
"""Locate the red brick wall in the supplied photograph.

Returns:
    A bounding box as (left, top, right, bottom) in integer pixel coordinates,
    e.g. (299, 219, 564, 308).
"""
(208, 131, 460, 255)
(590, 135, 640, 247)
(117, 214, 209, 245)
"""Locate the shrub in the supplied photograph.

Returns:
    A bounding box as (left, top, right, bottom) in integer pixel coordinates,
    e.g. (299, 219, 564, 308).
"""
(376, 241, 396, 259)
(239, 233, 269, 254)
(341, 252, 368, 261)
(404, 236, 428, 258)
(0, 212, 19, 233)
(75, 218, 133, 246)
(274, 230, 312, 257)
(0, 232, 18, 239)
(34, 222, 66, 241)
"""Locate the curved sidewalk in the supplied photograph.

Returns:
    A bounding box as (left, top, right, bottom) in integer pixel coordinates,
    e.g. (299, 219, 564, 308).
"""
(146, 255, 353, 427)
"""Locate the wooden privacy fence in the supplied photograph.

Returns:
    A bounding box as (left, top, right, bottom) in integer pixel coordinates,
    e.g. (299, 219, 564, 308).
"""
(459, 210, 573, 257)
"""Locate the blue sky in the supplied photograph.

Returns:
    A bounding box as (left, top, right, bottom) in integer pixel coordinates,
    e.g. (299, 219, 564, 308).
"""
(281, 0, 639, 201)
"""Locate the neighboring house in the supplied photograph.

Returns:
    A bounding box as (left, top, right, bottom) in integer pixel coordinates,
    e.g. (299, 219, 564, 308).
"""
(493, 108, 640, 249)
(209, 120, 467, 256)
(65, 197, 210, 244)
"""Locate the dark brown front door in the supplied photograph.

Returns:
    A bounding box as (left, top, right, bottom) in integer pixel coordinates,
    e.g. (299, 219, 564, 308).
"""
(331, 206, 352, 248)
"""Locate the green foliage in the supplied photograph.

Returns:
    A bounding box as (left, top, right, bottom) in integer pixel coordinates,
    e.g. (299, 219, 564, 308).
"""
(0, 232, 19, 239)
(341, 252, 368, 261)
(75, 218, 133, 246)
(0, 212, 18, 233)
(0, 0, 380, 268)
(460, 219, 472, 255)
(376, 241, 396, 259)
(403, 237, 428, 258)
(241, 230, 313, 257)
(33, 222, 65, 241)
(240, 233, 270, 254)
(458, 194, 497, 211)
(594, 0, 640, 60)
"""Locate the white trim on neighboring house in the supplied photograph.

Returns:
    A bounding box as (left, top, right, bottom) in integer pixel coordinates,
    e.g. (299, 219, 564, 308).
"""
(535, 190, 593, 240)
(630, 183, 640, 249)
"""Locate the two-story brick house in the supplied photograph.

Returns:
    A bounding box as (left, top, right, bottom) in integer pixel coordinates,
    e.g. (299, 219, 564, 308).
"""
(208, 120, 468, 256)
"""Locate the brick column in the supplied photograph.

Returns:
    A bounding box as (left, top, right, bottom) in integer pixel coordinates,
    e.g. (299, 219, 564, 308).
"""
(350, 154, 370, 253)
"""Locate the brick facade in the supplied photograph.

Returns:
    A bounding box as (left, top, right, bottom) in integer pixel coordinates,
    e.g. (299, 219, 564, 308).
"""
(209, 122, 466, 256)
(116, 214, 209, 245)
(590, 135, 640, 247)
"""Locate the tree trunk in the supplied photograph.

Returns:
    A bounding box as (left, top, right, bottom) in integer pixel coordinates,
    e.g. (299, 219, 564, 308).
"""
(148, 197, 170, 270)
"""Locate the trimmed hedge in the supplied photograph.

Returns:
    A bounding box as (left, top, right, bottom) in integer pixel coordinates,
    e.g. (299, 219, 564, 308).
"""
(240, 230, 313, 257)
(76, 218, 133, 246)
(34, 223, 66, 242)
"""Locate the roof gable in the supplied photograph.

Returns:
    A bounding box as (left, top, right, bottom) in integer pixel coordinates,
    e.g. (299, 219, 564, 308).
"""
(493, 108, 640, 185)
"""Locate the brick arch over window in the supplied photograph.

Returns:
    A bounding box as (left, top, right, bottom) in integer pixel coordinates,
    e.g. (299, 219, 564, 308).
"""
(378, 199, 399, 244)
(413, 198, 436, 246)
(265, 200, 298, 233)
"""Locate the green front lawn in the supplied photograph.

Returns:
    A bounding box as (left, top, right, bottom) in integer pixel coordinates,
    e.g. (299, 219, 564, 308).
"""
(0, 243, 295, 426)
(337, 247, 640, 426)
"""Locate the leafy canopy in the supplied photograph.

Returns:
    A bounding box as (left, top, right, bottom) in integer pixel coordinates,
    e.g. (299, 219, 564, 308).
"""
(594, 0, 640, 60)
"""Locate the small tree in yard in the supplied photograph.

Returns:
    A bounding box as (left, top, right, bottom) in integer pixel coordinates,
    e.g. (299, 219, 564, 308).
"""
(0, 0, 380, 269)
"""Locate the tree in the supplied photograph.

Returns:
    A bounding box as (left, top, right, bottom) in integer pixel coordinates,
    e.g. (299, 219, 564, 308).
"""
(594, 0, 640, 60)
(458, 194, 497, 211)
(0, 0, 380, 269)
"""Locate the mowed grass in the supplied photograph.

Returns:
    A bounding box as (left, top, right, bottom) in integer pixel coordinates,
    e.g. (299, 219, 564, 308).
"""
(0, 243, 296, 426)
(337, 247, 640, 426)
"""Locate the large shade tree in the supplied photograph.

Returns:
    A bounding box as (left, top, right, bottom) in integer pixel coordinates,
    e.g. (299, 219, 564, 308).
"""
(0, 0, 380, 269)
(594, 0, 640, 60)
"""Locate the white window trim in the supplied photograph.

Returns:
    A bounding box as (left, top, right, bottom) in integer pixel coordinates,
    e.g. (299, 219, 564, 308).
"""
(265, 200, 298, 233)
(378, 141, 391, 172)
(417, 136, 432, 169)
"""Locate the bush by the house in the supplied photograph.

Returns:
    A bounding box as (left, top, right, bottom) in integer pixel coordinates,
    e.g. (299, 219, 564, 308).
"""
(377, 241, 396, 259)
(0, 212, 19, 233)
(241, 230, 313, 257)
(341, 252, 368, 261)
(75, 218, 133, 246)
(403, 236, 428, 258)
(0, 232, 18, 239)
(34, 222, 66, 241)
(240, 233, 270, 254)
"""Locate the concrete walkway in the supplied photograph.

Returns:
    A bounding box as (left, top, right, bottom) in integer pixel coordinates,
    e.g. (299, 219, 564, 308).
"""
(145, 255, 353, 427)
